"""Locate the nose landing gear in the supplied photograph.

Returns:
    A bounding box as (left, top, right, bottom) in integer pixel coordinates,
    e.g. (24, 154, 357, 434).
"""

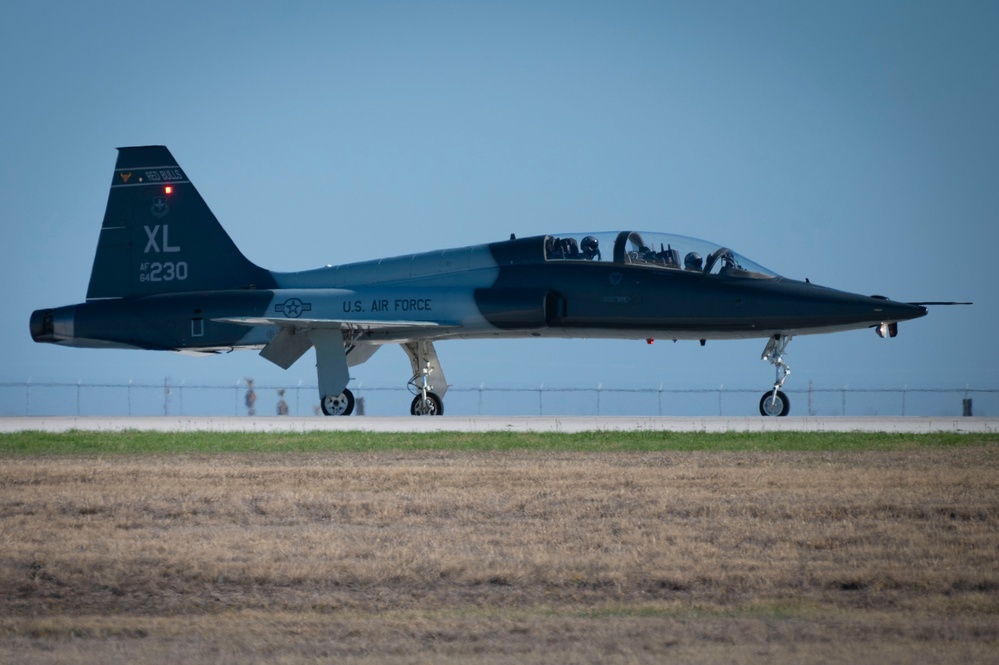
(760, 335, 791, 417)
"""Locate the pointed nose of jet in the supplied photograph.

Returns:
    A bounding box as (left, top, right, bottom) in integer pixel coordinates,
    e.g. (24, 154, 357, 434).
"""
(870, 296, 927, 323)
(773, 281, 929, 333)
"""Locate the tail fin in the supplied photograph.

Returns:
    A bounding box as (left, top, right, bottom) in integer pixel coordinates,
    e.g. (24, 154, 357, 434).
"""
(86, 146, 276, 300)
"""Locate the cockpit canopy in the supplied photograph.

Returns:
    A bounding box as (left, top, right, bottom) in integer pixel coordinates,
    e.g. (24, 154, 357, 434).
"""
(544, 231, 779, 279)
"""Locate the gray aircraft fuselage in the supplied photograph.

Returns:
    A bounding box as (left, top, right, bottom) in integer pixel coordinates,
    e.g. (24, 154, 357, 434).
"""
(30, 146, 933, 417)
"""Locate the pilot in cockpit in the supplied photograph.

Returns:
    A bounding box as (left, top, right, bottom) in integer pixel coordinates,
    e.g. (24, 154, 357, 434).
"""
(581, 236, 601, 260)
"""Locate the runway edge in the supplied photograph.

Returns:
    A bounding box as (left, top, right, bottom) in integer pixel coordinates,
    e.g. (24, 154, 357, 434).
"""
(1, 416, 997, 434)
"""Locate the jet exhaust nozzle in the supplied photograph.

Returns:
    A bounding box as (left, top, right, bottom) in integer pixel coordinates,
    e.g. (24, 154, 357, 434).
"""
(30, 306, 75, 344)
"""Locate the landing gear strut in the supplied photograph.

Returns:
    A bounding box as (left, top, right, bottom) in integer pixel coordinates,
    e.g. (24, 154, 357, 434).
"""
(402, 340, 447, 416)
(760, 335, 791, 417)
(311, 329, 354, 417)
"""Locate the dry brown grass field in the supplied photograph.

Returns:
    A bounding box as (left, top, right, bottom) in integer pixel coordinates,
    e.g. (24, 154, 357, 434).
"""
(2, 445, 998, 663)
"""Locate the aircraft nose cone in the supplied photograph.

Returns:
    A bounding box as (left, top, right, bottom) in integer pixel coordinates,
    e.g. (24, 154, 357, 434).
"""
(872, 297, 927, 322)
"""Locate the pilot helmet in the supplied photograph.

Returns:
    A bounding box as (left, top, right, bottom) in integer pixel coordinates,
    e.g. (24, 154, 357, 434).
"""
(581, 236, 599, 257)
(684, 252, 702, 270)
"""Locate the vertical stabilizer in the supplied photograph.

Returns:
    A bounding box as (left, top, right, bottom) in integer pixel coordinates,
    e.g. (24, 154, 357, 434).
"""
(86, 146, 276, 300)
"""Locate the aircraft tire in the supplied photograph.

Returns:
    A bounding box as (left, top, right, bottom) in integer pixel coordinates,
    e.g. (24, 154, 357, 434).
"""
(410, 392, 443, 416)
(759, 390, 790, 417)
(321, 389, 355, 416)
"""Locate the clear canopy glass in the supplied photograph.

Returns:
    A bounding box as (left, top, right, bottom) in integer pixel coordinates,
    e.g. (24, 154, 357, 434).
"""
(544, 231, 778, 279)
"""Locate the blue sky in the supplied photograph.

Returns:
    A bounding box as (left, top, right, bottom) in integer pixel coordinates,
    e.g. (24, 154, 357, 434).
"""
(2, 1, 996, 415)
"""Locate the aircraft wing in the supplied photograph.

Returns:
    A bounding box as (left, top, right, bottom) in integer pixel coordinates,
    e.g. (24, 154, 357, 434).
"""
(213, 316, 461, 370)
(213, 316, 450, 329)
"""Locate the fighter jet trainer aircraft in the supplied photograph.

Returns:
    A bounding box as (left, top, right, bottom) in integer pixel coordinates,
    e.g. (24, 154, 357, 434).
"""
(31, 146, 956, 416)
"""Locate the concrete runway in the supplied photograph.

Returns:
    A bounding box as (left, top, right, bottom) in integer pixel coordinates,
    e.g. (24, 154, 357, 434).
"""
(1, 416, 996, 433)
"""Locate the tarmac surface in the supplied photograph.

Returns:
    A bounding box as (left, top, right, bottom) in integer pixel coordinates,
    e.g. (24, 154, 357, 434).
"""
(1, 416, 996, 433)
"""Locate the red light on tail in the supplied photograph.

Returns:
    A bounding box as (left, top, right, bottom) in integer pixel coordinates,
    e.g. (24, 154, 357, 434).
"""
(164, 186, 173, 194)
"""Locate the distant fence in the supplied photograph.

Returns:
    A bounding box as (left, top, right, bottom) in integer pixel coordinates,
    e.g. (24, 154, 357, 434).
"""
(1, 381, 994, 418)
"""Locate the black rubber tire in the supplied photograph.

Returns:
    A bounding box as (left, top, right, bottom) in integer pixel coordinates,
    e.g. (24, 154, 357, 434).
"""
(410, 392, 443, 416)
(321, 388, 355, 416)
(759, 390, 790, 417)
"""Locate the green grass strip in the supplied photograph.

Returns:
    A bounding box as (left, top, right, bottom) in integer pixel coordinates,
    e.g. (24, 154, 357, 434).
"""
(0, 430, 996, 455)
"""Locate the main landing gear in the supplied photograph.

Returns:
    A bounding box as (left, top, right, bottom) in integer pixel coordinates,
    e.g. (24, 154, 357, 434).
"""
(411, 390, 443, 416)
(310, 328, 356, 417)
(312, 329, 449, 416)
(321, 390, 355, 416)
(759, 335, 791, 417)
(404, 340, 447, 416)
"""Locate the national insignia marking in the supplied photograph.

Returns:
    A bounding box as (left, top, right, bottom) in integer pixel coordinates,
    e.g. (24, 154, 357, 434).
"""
(275, 298, 312, 318)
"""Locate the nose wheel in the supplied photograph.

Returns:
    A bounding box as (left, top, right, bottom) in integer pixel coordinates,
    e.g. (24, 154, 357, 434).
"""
(759, 389, 790, 417)
(760, 335, 792, 417)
